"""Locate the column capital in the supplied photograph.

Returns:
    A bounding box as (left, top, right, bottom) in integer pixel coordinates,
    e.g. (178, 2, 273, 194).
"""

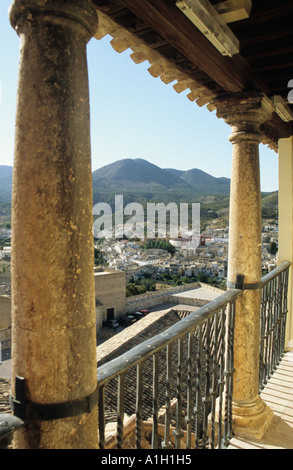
(213, 91, 274, 143)
(9, 0, 98, 40)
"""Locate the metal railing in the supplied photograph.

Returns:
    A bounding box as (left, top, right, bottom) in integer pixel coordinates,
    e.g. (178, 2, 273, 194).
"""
(1, 262, 290, 449)
(97, 289, 241, 450)
(0, 414, 24, 449)
(259, 261, 291, 391)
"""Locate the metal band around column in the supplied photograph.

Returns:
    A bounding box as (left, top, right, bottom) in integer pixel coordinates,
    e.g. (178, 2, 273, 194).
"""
(227, 274, 262, 290)
(10, 376, 99, 422)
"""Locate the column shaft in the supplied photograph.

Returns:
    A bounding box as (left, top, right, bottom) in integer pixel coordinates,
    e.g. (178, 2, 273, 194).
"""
(228, 129, 262, 402)
(9, 0, 99, 448)
(278, 137, 293, 349)
(214, 92, 274, 439)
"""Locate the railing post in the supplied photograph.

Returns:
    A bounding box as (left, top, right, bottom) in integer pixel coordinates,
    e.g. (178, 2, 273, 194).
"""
(214, 91, 274, 440)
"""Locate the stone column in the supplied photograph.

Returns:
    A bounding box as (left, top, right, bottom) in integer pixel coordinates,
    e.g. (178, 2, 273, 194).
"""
(278, 137, 293, 350)
(9, 0, 99, 448)
(214, 92, 274, 440)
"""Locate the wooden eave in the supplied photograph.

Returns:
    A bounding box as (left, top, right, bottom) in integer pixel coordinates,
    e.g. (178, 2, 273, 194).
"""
(92, 0, 293, 150)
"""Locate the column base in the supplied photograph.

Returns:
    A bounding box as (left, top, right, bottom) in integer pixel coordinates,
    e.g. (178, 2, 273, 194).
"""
(232, 395, 274, 440)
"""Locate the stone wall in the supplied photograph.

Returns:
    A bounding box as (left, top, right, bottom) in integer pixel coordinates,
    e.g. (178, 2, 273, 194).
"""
(170, 295, 209, 307)
(95, 270, 126, 330)
(125, 282, 222, 312)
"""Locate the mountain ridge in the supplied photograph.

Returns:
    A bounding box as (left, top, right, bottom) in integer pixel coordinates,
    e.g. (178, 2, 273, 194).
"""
(91, 158, 231, 201)
(0, 166, 13, 203)
(0, 159, 278, 223)
(0, 158, 232, 201)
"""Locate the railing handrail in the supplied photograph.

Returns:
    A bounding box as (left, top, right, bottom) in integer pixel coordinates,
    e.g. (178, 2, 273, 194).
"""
(261, 261, 291, 286)
(97, 288, 241, 385)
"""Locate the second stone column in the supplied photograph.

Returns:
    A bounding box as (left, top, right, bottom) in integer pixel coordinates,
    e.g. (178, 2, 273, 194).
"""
(214, 91, 274, 440)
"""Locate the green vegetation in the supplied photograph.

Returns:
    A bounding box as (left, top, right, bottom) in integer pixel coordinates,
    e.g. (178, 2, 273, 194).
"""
(267, 241, 278, 255)
(126, 271, 227, 297)
(126, 276, 156, 297)
(94, 247, 108, 267)
(142, 239, 176, 256)
(0, 202, 11, 225)
(157, 272, 226, 290)
(0, 222, 11, 229)
(0, 237, 11, 250)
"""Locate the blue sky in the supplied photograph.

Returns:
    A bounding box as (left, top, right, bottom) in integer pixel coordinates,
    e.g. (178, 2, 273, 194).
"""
(0, 0, 278, 192)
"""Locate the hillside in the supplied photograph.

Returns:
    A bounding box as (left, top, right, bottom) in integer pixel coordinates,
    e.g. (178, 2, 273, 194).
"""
(91, 158, 231, 209)
(165, 167, 230, 196)
(92, 158, 231, 196)
(0, 159, 278, 226)
(0, 166, 13, 203)
(92, 158, 182, 189)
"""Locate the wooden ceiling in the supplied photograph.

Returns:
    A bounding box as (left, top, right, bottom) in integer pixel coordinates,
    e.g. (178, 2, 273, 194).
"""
(226, 0, 293, 98)
(92, 0, 293, 147)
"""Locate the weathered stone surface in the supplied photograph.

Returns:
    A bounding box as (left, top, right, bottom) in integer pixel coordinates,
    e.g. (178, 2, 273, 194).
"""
(9, 0, 99, 449)
(213, 92, 274, 440)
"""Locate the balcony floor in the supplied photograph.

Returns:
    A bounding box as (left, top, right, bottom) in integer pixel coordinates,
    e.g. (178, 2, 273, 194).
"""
(229, 350, 293, 449)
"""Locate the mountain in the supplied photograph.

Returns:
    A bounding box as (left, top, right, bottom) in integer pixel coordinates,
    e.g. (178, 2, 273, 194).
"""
(165, 167, 230, 196)
(0, 159, 278, 222)
(92, 158, 184, 192)
(0, 166, 13, 203)
(92, 158, 231, 204)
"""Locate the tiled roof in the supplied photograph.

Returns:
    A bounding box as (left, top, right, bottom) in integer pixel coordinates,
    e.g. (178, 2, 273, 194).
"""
(1, 304, 211, 431)
(0, 378, 11, 415)
(97, 305, 208, 426)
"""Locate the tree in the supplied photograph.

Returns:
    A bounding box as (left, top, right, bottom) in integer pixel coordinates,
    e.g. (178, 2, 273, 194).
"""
(94, 247, 108, 266)
(126, 277, 156, 297)
(198, 272, 208, 283)
(143, 239, 176, 256)
(267, 241, 278, 255)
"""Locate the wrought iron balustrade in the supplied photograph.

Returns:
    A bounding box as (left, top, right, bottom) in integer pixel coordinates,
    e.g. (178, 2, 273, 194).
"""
(1, 262, 290, 449)
(0, 414, 24, 449)
(97, 289, 241, 450)
(259, 261, 291, 391)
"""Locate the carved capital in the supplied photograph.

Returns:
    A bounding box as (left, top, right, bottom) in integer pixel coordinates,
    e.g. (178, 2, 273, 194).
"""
(213, 91, 274, 144)
(9, 0, 98, 40)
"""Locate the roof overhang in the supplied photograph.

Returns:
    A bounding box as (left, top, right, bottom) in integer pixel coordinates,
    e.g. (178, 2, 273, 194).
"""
(92, 0, 293, 150)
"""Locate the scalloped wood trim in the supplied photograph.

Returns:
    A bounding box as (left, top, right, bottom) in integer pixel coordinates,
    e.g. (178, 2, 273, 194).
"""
(93, 9, 278, 152)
